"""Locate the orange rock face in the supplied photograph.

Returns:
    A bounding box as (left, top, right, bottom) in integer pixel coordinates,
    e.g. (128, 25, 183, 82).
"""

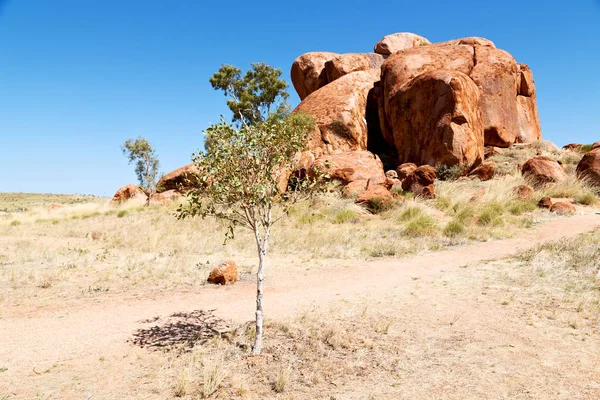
(295, 70, 379, 156)
(311, 150, 386, 185)
(379, 44, 475, 147)
(291, 52, 339, 100)
(157, 164, 200, 193)
(386, 69, 484, 167)
(110, 184, 147, 206)
(522, 157, 567, 186)
(396, 163, 417, 180)
(149, 190, 183, 206)
(207, 260, 237, 285)
(468, 161, 496, 181)
(576, 148, 600, 186)
(516, 96, 542, 144)
(374, 32, 431, 56)
(550, 202, 576, 215)
(538, 196, 553, 209)
(325, 53, 384, 82)
(470, 47, 519, 147)
(401, 165, 437, 199)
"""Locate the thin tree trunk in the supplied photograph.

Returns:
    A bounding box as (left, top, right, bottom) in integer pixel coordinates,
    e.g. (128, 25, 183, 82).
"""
(252, 226, 270, 355)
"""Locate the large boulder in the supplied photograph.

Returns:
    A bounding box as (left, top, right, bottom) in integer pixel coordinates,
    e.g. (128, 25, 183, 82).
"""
(355, 184, 393, 211)
(291, 52, 339, 100)
(516, 96, 542, 143)
(148, 190, 183, 206)
(110, 184, 147, 206)
(325, 53, 384, 82)
(576, 148, 600, 186)
(469, 46, 519, 147)
(295, 70, 379, 156)
(592, 141, 600, 151)
(379, 45, 475, 146)
(310, 150, 385, 185)
(374, 32, 431, 56)
(401, 165, 436, 199)
(522, 156, 567, 186)
(396, 163, 417, 180)
(207, 260, 237, 285)
(156, 164, 200, 193)
(384, 69, 484, 167)
(468, 161, 496, 181)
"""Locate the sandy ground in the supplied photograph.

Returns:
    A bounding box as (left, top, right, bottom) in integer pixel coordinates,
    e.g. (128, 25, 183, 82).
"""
(1, 213, 599, 399)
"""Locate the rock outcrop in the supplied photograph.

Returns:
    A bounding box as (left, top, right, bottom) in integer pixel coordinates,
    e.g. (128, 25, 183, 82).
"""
(592, 141, 600, 151)
(384, 69, 484, 167)
(207, 260, 237, 285)
(157, 164, 199, 193)
(401, 165, 436, 199)
(522, 157, 567, 186)
(325, 53, 384, 82)
(374, 32, 431, 56)
(110, 184, 147, 206)
(468, 161, 496, 181)
(291, 52, 339, 100)
(576, 148, 600, 186)
(295, 70, 379, 156)
(515, 64, 542, 143)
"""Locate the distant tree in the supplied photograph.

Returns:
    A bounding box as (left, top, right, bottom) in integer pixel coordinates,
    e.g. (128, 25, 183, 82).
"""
(177, 112, 323, 354)
(121, 137, 160, 195)
(209, 63, 290, 125)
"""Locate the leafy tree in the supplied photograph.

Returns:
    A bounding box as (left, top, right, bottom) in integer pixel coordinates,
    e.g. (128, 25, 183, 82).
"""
(210, 63, 290, 125)
(177, 113, 322, 354)
(121, 136, 160, 195)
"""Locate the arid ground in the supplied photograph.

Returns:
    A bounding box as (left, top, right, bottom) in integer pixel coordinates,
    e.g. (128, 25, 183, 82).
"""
(1, 182, 599, 399)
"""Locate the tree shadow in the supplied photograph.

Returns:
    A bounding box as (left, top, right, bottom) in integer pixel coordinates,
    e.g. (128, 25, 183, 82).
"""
(130, 309, 230, 352)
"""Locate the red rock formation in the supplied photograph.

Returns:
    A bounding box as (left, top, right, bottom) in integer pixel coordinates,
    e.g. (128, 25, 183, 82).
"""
(157, 164, 200, 193)
(311, 150, 385, 185)
(325, 53, 384, 82)
(374, 32, 431, 56)
(110, 184, 147, 206)
(550, 202, 576, 215)
(468, 161, 496, 181)
(207, 260, 238, 285)
(291, 52, 339, 100)
(576, 148, 600, 186)
(402, 165, 437, 199)
(522, 157, 567, 186)
(294, 70, 379, 156)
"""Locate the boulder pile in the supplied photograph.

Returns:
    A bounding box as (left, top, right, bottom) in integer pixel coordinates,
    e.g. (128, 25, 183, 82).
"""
(290, 32, 542, 203)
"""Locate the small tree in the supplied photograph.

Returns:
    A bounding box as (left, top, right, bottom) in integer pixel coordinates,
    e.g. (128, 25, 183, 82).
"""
(210, 63, 290, 125)
(121, 136, 160, 195)
(177, 113, 321, 354)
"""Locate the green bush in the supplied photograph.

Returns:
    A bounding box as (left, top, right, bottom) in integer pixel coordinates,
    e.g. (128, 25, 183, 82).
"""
(117, 210, 128, 218)
(399, 206, 422, 222)
(333, 209, 359, 224)
(10, 220, 20, 226)
(443, 220, 466, 238)
(403, 215, 438, 237)
(436, 164, 467, 181)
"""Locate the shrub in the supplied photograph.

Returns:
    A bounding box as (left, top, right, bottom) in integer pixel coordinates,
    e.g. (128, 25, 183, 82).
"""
(10, 220, 20, 226)
(436, 163, 467, 181)
(443, 220, 466, 238)
(575, 192, 597, 206)
(333, 209, 359, 224)
(117, 210, 128, 218)
(477, 202, 504, 226)
(399, 206, 422, 222)
(403, 214, 438, 237)
(508, 200, 537, 215)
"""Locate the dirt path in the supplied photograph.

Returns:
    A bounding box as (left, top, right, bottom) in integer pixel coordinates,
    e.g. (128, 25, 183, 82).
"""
(2, 213, 599, 398)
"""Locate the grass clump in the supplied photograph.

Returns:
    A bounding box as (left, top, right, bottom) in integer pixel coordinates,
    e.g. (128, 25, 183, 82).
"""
(117, 210, 128, 218)
(443, 220, 466, 238)
(403, 214, 438, 237)
(477, 202, 504, 226)
(398, 206, 423, 222)
(9, 220, 20, 226)
(333, 209, 359, 224)
(575, 192, 597, 206)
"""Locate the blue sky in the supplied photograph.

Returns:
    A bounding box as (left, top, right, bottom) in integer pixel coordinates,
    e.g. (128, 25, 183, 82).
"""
(1, 1, 599, 196)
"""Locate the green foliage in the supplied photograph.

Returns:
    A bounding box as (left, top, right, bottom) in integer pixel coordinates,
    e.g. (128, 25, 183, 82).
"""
(333, 209, 359, 224)
(443, 220, 466, 238)
(477, 202, 505, 226)
(117, 210, 128, 218)
(435, 163, 468, 181)
(121, 137, 160, 193)
(580, 144, 593, 153)
(399, 207, 422, 222)
(403, 214, 438, 237)
(210, 63, 289, 125)
(178, 113, 321, 242)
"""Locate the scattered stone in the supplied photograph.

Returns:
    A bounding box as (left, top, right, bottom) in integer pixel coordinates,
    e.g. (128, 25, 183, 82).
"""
(576, 148, 600, 186)
(355, 185, 393, 211)
(110, 184, 148, 206)
(401, 165, 436, 199)
(385, 170, 398, 179)
(207, 260, 238, 285)
(396, 163, 417, 180)
(468, 161, 496, 181)
(342, 179, 368, 198)
(310, 150, 385, 185)
(522, 156, 567, 186)
(550, 202, 576, 215)
(538, 196, 553, 209)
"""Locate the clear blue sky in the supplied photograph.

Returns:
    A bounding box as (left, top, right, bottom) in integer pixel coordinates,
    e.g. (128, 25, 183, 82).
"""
(1, 1, 599, 196)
